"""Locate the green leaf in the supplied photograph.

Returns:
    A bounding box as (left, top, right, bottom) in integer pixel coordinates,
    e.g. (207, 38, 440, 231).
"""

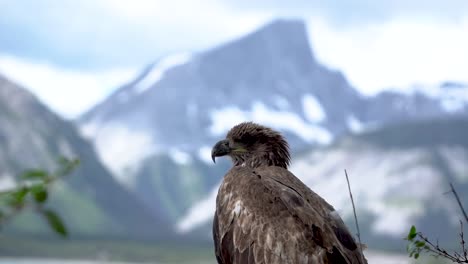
(42, 209, 67, 237)
(31, 185, 48, 203)
(414, 253, 419, 259)
(7, 187, 29, 207)
(408, 225, 417, 240)
(21, 169, 48, 180)
(415, 241, 425, 248)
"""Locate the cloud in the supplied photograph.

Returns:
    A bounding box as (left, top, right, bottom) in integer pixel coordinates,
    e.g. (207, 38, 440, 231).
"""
(1, 1, 468, 117)
(0, 0, 273, 70)
(307, 16, 468, 94)
(0, 54, 138, 118)
(225, 0, 468, 26)
(1, 1, 467, 71)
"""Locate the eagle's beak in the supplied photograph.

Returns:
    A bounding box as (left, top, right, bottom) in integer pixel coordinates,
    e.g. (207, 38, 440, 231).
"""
(211, 139, 231, 163)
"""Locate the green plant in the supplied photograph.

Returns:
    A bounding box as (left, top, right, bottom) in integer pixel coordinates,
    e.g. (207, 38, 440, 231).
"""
(405, 184, 468, 263)
(406, 224, 467, 263)
(0, 157, 79, 237)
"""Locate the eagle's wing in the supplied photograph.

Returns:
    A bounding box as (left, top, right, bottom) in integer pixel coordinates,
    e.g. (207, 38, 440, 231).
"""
(258, 166, 367, 263)
(213, 166, 367, 264)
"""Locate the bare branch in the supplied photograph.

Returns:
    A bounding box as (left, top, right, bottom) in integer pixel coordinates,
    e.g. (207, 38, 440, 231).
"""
(344, 170, 365, 263)
(461, 221, 467, 261)
(449, 183, 468, 224)
(416, 231, 468, 263)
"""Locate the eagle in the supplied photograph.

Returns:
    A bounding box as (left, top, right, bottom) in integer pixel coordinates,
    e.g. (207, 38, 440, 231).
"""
(211, 122, 367, 264)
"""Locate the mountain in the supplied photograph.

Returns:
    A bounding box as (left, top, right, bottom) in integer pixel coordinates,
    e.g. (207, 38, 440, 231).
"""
(179, 118, 468, 250)
(79, 19, 468, 232)
(360, 82, 468, 126)
(0, 75, 168, 239)
(79, 19, 363, 222)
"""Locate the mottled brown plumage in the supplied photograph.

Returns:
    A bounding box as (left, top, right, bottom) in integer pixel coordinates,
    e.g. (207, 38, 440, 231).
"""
(211, 122, 367, 264)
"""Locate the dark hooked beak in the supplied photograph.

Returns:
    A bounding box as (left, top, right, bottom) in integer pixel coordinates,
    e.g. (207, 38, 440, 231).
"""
(211, 139, 231, 163)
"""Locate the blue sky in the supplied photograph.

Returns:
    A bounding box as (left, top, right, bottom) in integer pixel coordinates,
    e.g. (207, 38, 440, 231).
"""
(1, 0, 467, 118)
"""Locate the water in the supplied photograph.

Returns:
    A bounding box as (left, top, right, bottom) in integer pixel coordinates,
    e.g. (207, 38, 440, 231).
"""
(0, 260, 141, 264)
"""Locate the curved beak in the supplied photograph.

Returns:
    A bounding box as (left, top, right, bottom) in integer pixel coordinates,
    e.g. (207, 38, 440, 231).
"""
(211, 139, 231, 163)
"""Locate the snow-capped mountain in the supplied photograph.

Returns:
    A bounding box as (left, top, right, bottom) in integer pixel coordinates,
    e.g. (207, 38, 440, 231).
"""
(80, 20, 361, 180)
(79, 19, 468, 231)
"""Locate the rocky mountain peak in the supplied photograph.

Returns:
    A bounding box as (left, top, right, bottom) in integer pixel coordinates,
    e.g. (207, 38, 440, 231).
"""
(203, 19, 316, 70)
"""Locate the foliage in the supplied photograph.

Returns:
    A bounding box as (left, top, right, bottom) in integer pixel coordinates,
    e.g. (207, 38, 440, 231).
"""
(0, 157, 79, 237)
(405, 184, 468, 263)
(406, 224, 467, 263)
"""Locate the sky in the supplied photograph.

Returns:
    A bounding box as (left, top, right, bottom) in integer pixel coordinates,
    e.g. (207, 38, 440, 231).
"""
(0, 0, 467, 118)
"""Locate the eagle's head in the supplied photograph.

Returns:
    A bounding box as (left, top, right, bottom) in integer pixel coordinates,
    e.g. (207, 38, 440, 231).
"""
(211, 122, 290, 168)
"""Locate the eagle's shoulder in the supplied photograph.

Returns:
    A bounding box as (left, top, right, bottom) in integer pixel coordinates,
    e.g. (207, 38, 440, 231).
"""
(255, 166, 335, 212)
(214, 165, 366, 264)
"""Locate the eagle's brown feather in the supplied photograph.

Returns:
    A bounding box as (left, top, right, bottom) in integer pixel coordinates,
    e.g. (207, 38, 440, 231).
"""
(212, 122, 367, 264)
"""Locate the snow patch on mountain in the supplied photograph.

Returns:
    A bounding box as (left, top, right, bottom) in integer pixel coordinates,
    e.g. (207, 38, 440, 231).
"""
(302, 94, 326, 123)
(439, 146, 468, 182)
(133, 53, 192, 94)
(395, 83, 468, 113)
(273, 95, 290, 110)
(198, 146, 214, 164)
(209, 101, 332, 144)
(440, 97, 465, 112)
(347, 115, 364, 133)
(168, 148, 192, 165)
(0, 174, 15, 191)
(209, 107, 248, 135)
(57, 137, 76, 157)
(176, 184, 220, 233)
(84, 123, 156, 186)
(80, 120, 100, 139)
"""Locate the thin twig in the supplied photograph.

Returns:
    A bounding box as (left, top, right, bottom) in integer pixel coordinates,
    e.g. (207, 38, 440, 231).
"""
(461, 221, 467, 261)
(344, 170, 364, 262)
(417, 232, 468, 263)
(450, 183, 468, 224)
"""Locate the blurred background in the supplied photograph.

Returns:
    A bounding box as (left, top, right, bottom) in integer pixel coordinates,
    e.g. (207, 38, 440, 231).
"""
(0, 1, 467, 263)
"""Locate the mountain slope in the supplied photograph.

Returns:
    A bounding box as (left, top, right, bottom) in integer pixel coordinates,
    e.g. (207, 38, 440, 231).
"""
(179, 118, 468, 250)
(0, 75, 168, 239)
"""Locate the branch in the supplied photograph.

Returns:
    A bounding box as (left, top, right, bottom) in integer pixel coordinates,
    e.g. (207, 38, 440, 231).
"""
(415, 231, 468, 263)
(344, 170, 365, 263)
(461, 221, 467, 261)
(449, 183, 468, 224)
(406, 182, 468, 263)
(0, 157, 78, 237)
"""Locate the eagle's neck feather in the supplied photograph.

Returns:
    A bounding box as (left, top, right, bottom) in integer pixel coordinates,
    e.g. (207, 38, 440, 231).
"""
(233, 153, 288, 169)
